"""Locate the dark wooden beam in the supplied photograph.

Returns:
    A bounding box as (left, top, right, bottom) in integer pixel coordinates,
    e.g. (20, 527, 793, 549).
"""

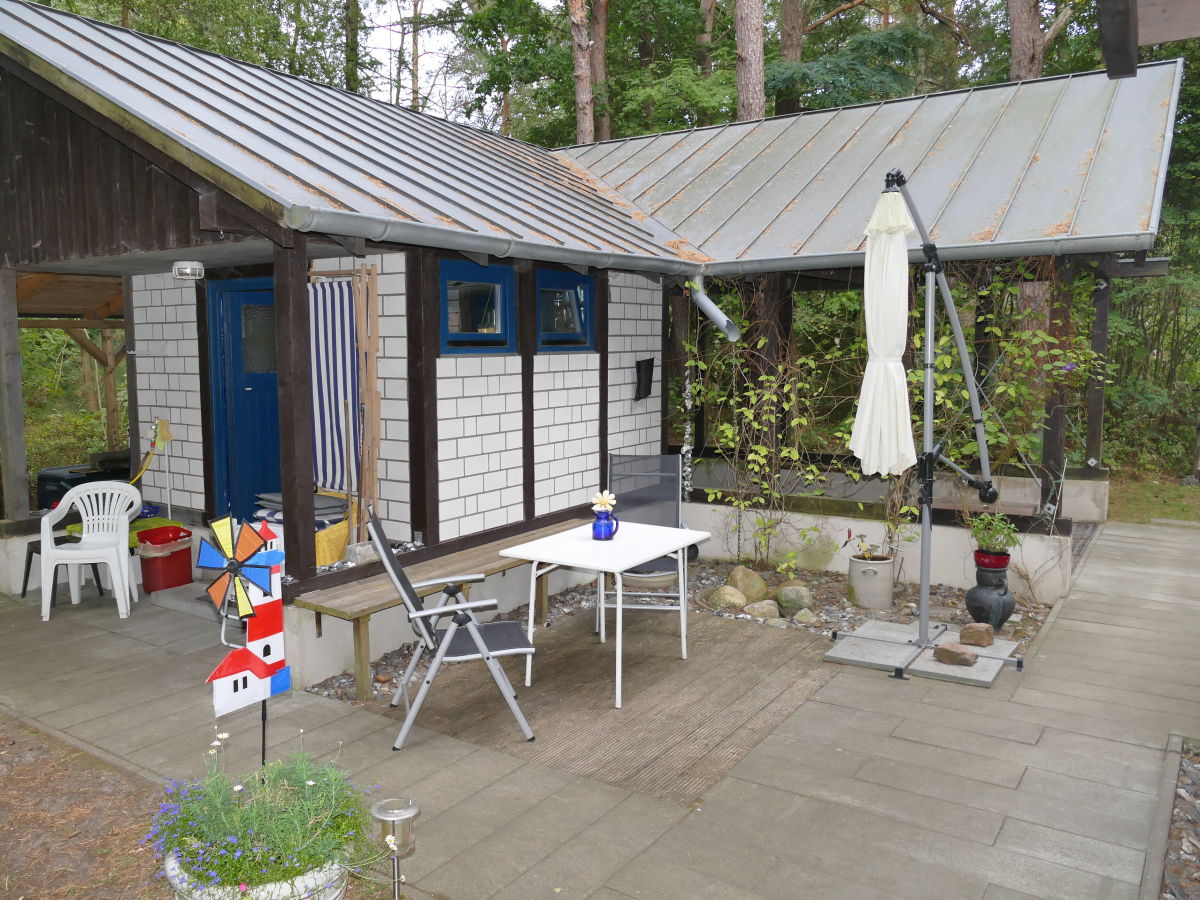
(0, 269, 29, 519)
(596, 270, 610, 486)
(18, 318, 125, 330)
(1098, 0, 1139, 78)
(274, 233, 317, 583)
(1104, 255, 1169, 278)
(1085, 269, 1114, 468)
(406, 248, 439, 547)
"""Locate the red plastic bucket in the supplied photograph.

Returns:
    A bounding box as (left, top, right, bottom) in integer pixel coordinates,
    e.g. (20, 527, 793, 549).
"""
(973, 549, 1011, 570)
(137, 526, 193, 593)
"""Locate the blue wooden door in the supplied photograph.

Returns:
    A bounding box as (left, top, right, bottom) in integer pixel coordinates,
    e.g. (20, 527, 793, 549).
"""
(208, 278, 280, 520)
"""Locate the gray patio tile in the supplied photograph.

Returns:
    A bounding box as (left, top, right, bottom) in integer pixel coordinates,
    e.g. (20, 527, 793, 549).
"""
(731, 749, 1004, 845)
(890, 719, 1162, 795)
(813, 677, 1045, 744)
(745, 731, 873, 777)
(62, 684, 214, 753)
(771, 702, 1025, 788)
(602, 851, 761, 900)
(854, 757, 1148, 850)
(1017, 672, 1200, 719)
(415, 775, 628, 900)
(1, 648, 183, 716)
(1027, 658, 1200, 701)
(994, 819, 1145, 885)
(586, 889, 638, 900)
(981, 884, 1046, 899)
(679, 785, 987, 900)
(491, 792, 686, 900)
(1031, 632, 1200, 680)
(749, 858, 909, 900)
(1018, 767, 1155, 822)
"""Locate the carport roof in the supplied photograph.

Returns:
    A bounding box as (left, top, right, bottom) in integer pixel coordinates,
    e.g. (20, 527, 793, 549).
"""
(0, 0, 1183, 276)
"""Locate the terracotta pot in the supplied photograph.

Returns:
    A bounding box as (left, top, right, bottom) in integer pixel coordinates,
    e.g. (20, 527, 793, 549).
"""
(973, 549, 1010, 570)
(164, 851, 348, 900)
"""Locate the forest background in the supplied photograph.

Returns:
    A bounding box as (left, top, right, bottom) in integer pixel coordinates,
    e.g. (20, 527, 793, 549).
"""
(20, 0, 1200, 515)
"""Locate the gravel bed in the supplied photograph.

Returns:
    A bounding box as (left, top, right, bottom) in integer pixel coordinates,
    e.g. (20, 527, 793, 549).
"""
(306, 562, 1050, 703)
(1161, 740, 1200, 899)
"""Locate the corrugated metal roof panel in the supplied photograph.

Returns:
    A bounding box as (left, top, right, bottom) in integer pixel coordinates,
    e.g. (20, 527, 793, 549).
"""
(559, 62, 1183, 270)
(0, 0, 680, 260)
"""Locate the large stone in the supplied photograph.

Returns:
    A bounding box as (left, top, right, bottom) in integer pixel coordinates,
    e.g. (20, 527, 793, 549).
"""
(727, 566, 768, 605)
(958, 623, 995, 647)
(933, 642, 978, 666)
(744, 600, 782, 619)
(792, 608, 818, 625)
(710, 585, 748, 611)
(776, 581, 816, 615)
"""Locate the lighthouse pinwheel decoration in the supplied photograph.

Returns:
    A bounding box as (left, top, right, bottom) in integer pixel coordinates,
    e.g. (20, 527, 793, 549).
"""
(196, 516, 283, 619)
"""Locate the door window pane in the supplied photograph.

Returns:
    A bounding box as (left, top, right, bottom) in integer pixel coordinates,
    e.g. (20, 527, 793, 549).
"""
(242, 305, 276, 373)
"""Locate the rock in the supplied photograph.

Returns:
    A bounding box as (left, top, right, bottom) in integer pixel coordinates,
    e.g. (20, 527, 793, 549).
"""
(744, 600, 781, 619)
(933, 642, 978, 666)
(727, 566, 768, 605)
(792, 608, 818, 625)
(374, 671, 394, 683)
(776, 581, 816, 615)
(710, 585, 748, 611)
(959, 623, 995, 647)
(767, 617, 790, 629)
(1182, 475, 1199, 487)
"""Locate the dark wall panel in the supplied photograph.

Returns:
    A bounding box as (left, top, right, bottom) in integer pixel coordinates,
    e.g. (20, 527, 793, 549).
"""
(0, 70, 225, 266)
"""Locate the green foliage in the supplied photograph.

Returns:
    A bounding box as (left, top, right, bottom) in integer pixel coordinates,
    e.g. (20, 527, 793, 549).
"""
(145, 747, 377, 889)
(765, 27, 926, 109)
(966, 512, 1021, 553)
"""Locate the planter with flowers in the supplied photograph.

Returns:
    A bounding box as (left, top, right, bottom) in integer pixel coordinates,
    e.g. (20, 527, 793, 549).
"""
(147, 738, 385, 900)
(964, 512, 1021, 629)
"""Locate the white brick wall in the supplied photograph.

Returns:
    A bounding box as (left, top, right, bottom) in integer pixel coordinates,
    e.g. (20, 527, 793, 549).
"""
(435, 355, 524, 540)
(316, 253, 411, 540)
(606, 271, 663, 454)
(533, 354, 600, 516)
(131, 273, 205, 513)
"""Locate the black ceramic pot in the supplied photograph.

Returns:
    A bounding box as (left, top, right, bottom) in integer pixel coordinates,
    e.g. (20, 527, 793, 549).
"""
(965, 565, 1015, 630)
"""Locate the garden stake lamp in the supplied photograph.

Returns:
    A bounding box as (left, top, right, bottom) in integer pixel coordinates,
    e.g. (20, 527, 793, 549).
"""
(833, 169, 1020, 679)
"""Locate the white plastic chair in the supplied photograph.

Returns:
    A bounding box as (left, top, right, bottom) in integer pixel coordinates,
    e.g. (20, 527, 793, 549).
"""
(40, 481, 141, 621)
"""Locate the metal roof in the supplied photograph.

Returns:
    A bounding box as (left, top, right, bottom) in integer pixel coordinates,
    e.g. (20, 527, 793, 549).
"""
(0, 0, 697, 274)
(559, 61, 1183, 274)
(0, 0, 1183, 276)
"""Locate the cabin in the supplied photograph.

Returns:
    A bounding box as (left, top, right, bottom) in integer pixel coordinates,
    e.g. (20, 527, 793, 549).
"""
(0, 1, 1183, 683)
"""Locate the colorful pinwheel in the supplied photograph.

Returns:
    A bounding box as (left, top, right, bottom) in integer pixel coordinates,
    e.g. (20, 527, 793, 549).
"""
(197, 517, 283, 619)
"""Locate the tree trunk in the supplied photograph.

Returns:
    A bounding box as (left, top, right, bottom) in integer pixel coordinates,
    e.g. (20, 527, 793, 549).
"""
(500, 35, 512, 136)
(639, 31, 656, 121)
(410, 0, 422, 110)
(697, 0, 717, 78)
(1007, 0, 1073, 81)
(735, 0, 766, 120)
(590, 0, 610, 141)
(776, 0, 808, 116)
(344, 0, 361, 93)
(566, 0, 594, 144)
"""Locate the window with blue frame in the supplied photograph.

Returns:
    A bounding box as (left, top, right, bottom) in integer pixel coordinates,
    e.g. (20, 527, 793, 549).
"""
(439, 259, 516, 354)
(536, 269, 594, 351)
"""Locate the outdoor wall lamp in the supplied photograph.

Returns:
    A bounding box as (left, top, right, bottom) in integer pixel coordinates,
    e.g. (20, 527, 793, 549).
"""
(171, 260, 205, 281)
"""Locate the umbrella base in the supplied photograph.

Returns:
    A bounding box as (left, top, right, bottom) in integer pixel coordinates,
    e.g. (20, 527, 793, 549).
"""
(825, 621, 1021, 687)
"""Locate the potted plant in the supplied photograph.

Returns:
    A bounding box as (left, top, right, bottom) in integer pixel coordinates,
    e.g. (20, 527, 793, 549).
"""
(147, 738, 383, 900)
(843, 474, 917, 609)
(964, 512, 1021, 629)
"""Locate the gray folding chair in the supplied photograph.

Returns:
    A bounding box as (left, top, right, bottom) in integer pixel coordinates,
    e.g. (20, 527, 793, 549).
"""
(366, 507, 535, 751)
(597, 454, 696, 657)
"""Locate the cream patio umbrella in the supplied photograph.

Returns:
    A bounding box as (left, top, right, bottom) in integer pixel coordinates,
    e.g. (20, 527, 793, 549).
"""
(849, 190, 917, 476)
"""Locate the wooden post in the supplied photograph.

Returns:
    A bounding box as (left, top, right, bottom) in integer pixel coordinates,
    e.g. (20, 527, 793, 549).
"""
(1084, 266, 1112, 468)
(405, 248, 439, 547)
(1039, 259, 1072, 520)
(0, 269, 29, 519)
(275, 234, 317, 584)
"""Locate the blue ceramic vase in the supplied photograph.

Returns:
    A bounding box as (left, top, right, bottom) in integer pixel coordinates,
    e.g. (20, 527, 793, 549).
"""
(592, 511, 619, 540)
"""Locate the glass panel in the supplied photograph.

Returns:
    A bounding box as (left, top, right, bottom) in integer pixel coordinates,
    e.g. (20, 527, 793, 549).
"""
(446, 280, 502, 335)
(242, 305, 276, 373)
(539, 286, 585, 337)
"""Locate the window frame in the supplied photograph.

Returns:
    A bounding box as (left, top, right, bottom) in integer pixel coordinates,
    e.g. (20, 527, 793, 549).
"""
(439, 259, 517, 355)
(535, 268, 595, 352)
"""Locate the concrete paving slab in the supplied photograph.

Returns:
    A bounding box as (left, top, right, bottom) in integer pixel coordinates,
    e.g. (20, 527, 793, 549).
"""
(995, 818, 1145, 885)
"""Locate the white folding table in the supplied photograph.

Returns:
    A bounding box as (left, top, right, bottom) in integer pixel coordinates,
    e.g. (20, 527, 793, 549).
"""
(500, 521, 710, 708)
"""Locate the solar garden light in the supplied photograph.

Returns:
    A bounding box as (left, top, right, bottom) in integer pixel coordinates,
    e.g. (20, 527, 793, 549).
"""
(371, 797, 420, 900)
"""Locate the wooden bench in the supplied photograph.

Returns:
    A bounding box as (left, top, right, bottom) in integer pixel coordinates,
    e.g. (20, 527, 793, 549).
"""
(293, 518, 586, 701)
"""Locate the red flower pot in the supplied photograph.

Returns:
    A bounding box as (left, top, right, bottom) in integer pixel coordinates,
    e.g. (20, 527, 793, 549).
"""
(973, 550, 1010, 569)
